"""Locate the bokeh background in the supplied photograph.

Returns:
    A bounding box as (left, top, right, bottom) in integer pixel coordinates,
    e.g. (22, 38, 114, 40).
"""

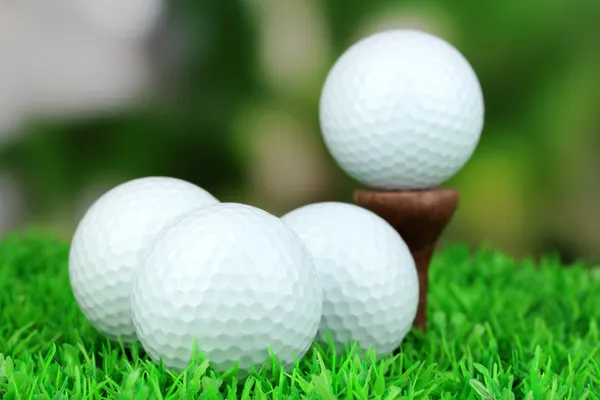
(1, 0, 599, 264)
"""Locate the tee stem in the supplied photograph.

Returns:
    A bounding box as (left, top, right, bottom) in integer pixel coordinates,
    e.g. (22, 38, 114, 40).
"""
(353, 188, 460, 332)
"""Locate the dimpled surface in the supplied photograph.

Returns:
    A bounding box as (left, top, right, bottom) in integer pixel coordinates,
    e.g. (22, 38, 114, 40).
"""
(69, 177, 219, 343)
(281, 202, 419, 358)
(319, 29, 484, 190)
(131, 203, 322, 373)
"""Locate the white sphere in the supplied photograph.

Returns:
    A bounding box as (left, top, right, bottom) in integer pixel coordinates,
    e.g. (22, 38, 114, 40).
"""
(131, 203, 323, 373)
(281, 202, 419, 358)
(69, 177, 219, 343)
(319, 29, 484, 190)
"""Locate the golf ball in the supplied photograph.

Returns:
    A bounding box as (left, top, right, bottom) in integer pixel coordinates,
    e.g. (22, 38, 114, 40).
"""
(319, 29, 484, 190)
(131, 203, 322, 373)
(69, 176, 219, 343)
(281, 202, 419, 358)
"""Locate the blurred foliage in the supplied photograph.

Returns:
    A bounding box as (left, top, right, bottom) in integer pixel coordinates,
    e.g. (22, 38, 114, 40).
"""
(1, 0, 600, 263)
(1, 0, 259, 209)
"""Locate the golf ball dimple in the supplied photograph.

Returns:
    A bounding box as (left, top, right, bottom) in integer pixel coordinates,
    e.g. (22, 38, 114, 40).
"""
(281, 202, 419, 358)
(69, 176, 219, 343)
(319, 29, 484, 190)
(131, 203, 323, 373)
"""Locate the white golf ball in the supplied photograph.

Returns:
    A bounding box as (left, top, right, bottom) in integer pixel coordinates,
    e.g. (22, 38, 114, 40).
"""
(69, 176, 219, 343)
(319, 29, 484, 190)
(131, 203, 323, 373)
(281, 202, 419, 358)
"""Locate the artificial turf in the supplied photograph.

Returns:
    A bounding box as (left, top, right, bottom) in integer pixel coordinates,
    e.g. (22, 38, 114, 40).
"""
(0, 232, 599, 399)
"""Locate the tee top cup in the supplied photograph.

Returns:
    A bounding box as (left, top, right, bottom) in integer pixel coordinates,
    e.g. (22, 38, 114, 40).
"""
(319, 29, 484, 190)
(318, 29, 485, 333)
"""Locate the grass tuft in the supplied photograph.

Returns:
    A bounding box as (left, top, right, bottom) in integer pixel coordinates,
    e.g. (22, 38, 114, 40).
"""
(0, 232, 599, 398)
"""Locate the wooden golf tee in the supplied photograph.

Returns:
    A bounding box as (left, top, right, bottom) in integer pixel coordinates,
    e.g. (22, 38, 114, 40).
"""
(354, 188, 460, 333)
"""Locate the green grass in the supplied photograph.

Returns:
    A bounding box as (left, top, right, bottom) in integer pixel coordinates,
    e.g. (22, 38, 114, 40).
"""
(0, 232, 599, 399)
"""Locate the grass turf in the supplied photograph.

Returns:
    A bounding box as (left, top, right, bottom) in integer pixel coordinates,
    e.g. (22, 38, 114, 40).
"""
(0, 233, 599, 399)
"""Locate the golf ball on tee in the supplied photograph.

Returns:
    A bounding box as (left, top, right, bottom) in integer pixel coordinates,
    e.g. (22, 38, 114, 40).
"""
(131, 203, 323, 373)
(319, 29, 484, 190)
(281, 202, 419, 358)
(69, 176, 219, 343)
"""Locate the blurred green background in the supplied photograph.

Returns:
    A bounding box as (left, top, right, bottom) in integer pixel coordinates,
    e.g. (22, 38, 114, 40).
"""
(0, 0, 599, 264)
